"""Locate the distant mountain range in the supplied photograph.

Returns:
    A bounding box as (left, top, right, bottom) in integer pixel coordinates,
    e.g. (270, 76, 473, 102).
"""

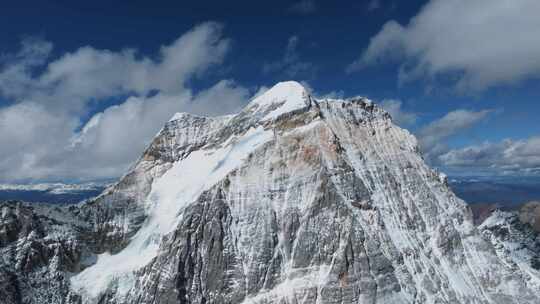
(0, 182, 109, 204)
(449, 176, 540, 207)
(3, 176, 539, 208)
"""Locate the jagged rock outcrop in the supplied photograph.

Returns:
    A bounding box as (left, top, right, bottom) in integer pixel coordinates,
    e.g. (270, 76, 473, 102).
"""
(1, 81, 539, 304)
(479, 210, 540, 279)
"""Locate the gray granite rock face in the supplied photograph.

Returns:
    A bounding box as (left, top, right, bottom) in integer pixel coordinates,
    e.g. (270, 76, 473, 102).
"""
(1, 81, 539, 304)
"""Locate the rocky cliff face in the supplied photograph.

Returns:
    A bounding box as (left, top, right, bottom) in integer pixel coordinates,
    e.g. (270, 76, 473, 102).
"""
(1, 81, 539, 304)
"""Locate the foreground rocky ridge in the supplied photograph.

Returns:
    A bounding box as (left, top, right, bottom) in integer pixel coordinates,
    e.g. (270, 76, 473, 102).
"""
(1, 81, 539, 304)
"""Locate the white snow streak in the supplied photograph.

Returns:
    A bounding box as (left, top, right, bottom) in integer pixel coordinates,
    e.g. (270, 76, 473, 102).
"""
(249, 81, 308, 120)
(70, 126, 274, 302)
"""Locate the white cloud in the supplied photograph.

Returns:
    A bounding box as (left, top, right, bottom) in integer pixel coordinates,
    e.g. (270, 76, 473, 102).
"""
(373, 104, 540, 176)
(251, 86, 270, 99)
(348, 0, 540, 91)
(418, 109, 491, 150)
(439, 137, 540, 175)
(298, 80, 344, 99)
(379, 99, 417, 126)
(66, 79, 250, 180)
(0, 37, 53, 99)
(0, 22, 230, 113)
(182, 80, 251, 116)
(0, 23, 253, 183)
(415, 109, 491, 165)
(287, 0, 317, 14)
(263, 36, 316, 78)
(65, 92, 193, 179)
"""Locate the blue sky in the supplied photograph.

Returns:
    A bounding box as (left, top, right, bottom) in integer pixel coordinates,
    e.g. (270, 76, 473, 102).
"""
(1, 0, 539, 182)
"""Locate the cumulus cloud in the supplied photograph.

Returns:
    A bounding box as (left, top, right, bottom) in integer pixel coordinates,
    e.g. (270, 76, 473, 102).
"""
(379, 99, 417, 126)
(439, 137, 540, 176)
(377, 104, 540, 176)
(0, 23, 253, 182)
(348, 0, 540, 91)
(263, 36, 316, 78)
(414, 109, 492, 166)
(1, 23, 229, 112)
(418, 109, 491, 152)
(64, 80, 250, 180)
(182, 80, 251, 116)
(287, 0, 317, 14)
(368, 100, 493, 169)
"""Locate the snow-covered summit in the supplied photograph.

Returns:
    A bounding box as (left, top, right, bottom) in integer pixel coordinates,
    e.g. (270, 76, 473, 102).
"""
(167, 81, 310, 124)
(246, 81, 310, 120)
(168, 112, 194, 122)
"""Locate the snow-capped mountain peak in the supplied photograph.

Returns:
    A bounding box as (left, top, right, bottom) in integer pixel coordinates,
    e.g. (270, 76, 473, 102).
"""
(1, 82, 539, 304)
(246, 81, 311, 120)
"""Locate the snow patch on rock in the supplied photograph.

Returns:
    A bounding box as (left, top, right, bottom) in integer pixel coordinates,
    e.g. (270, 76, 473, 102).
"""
(248, 81, 310, 121)
(70, 125, 274, 302)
